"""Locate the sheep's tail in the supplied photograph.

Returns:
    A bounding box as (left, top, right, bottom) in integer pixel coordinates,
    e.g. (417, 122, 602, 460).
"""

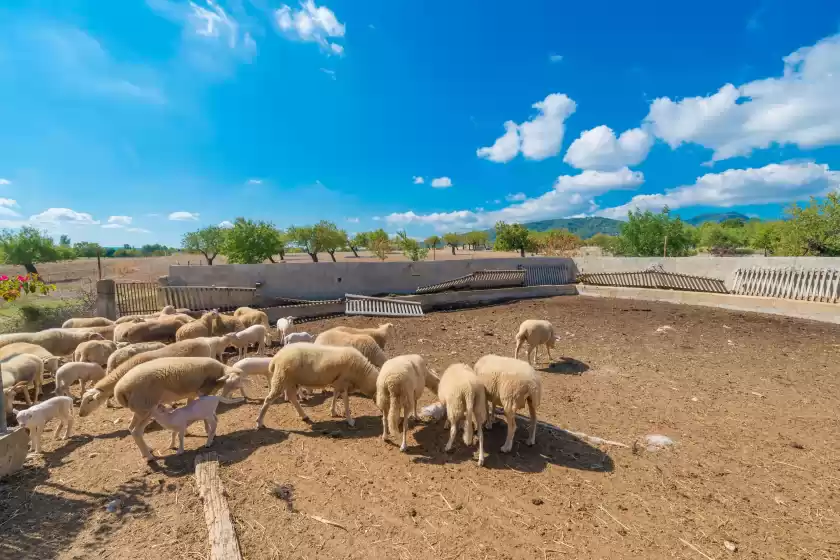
(463, 387, 476, 446)
(387, 390, 402, 437)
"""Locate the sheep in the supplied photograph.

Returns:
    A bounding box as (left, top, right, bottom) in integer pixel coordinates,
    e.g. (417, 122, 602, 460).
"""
(1, 353, 45, 405)
(0, 343, 63, 375)
(106, 342, 166, 373)
(115, 313, 155, 325)
(151, 395, 222, 455)
(73, 339, 118, 366)
(514, 319, 560, 365)
(210, 311, 243, 336)
(159, 313, 195, 325)
(55, 362, 106, 397)
(79, 339, 215, 417)
(283, 332, 314, 345)
(0, 329, 105, 356)
(62, 317, 114, 329)
(124, 319, 183, 344)
(333, 323, 395, 350)
(256, 343, 380, 429)
(63, 324, 116, 341)
(194, 334, 237, 362)
(234, 307, 271, 330)
(474, 354, 542, 453)
(114, 320, 141, 343)
(175, 311, 218, 342)
(3, 381, 28, 414)
(15, 396, 74, 453)
(436, 363, 487, 466)
(315, 329, 387, 417)
(229, 324, 268, 359)
(274, 316, 296, 341)
(376, 354, 438, 452)
(113, 357, 244, 460)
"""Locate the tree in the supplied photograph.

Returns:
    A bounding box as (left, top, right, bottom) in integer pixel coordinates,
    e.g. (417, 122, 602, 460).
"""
(442, 233, 461, 255)
(748, 221, 782, 256)
(424, 235, 441, 259)
(73, 241, 103, 258)
(182, 225, 227, 265)
(367, 229, 391, 260)
(287, 225, 321, 262)
(347, 232, 367, 258)
(775, 194, 840, 256)
(0, 227, 61, 275)
(59, 235, 71, 247)
(315, 221, 345, 262)
(493, 222, 532, 257)
(223, 218, 284, 264)
(395, 230, 429, 262)
(536, 229, 582, 256)
(616, 208, 694, 257)
(699, 222, 743, 256)
(587, 233, 620, 255)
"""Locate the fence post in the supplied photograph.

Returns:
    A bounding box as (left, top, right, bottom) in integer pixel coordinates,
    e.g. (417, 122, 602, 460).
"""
(96, 279, 117, 320)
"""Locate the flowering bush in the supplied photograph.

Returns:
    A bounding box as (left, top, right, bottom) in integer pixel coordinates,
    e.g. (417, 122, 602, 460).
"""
(0, 273, 56, 302)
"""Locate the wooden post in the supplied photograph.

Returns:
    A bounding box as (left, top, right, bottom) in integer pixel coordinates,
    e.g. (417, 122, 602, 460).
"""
(195, 452, 243, 560)
(663, 235, 668, 258)
(97, 248, 103, 280)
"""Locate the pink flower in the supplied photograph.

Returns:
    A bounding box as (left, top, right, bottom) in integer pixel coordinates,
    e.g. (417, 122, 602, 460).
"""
(0, 275, 7, 281)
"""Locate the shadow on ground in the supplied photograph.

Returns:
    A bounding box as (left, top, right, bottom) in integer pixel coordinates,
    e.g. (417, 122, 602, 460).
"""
(542, 357, 589, 375)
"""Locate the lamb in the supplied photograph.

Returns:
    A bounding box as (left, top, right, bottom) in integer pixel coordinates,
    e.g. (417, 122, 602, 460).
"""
(376, 354, 438, 452)
(55, 362, 106, 397)
(106, 342, 166, 373)
(229, 324, 268, 359)
(175, 311, 218, 342)
(315, 329, 387, 416)
(79, 339, 215, 417)
(474, 354, 541, 453)
(15, 396, 74, 453)
(1, 353, 45, 405)
(333, 323, 395, 350)
(0, 343, 63, 375)
(0, 329, 105, 356)
(62, 317, 114, 329)
(3, 381, 28, 414)
(283, 332, 314, 345)
(514, 319, 560, 365)
(275, 316, 295, 341)
(123, 319, 183, 344)
(256, 343, 380, 429)
(73, 339, 118, 366)
(113, 357, 244, 460)
(436, 363, 487, 466)
(194, 334, 236, 361)
(151, 395, 222, 455)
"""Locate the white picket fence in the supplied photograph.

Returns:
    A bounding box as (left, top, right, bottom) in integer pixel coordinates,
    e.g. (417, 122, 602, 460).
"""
(731, 267, 840, 303)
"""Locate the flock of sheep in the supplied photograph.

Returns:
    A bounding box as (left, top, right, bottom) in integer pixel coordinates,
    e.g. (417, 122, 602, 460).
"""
(1, 305, 560, 467)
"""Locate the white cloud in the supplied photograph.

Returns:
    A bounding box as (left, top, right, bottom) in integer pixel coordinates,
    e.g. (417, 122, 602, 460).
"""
(30, 208, 99, 225)
(107, 215, 132, 226)
(645, 33, 840, 162)
(0, 179, 11, 185)
(549, 54, 563, 63)
(218, 220, 234, 228)
(431, 177, 453, 188)
(597, 162, 840, 219)
(564, 125, 653, 171)
(412, 176, 425, 184)
(477, 93, 576, 163)
(0, 198, 19, 218)
(275, 0, 346, 53)
(101, 224, 123, 229)
(246, 178, 262, 184)
(168, 211, 200, 221)
(127, 227, 151, 233)
(505, 192, 527, 202)
(346, 217, 359, 223)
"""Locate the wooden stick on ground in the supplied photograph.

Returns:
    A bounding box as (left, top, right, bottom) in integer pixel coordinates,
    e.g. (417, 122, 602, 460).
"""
(195, 452, 243, 560)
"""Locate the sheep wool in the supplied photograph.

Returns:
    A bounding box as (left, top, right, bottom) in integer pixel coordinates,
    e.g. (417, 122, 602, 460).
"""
(106, 342, 167, 373)
(0, 343, 62, 375)
(0, 329, 105, 356)
(333, 323, 395, 350)
(74, 339, 118, 366)
(437, 363, 487, 466)
(514, 319, 559, 365)
(1, 353, 45, 405)
(62, 317, 114, 329)
(315, 329, 387, 417)
(376, 354, 436, 452)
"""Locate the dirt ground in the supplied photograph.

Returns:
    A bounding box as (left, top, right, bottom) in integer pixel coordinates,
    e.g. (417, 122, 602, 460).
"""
(2, 295, 839, 560)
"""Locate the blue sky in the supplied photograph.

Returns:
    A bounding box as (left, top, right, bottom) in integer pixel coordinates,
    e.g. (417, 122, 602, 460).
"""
(1, 0, 840, 246)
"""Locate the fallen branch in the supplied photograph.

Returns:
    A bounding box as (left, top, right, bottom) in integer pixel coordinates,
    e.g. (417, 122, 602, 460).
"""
(309, 515, 347, 530)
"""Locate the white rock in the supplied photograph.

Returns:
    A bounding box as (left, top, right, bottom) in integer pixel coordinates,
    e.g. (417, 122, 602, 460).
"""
(643, 434, 675, 451)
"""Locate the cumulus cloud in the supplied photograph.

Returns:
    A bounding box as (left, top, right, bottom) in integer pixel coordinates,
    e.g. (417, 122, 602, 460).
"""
(644, 33, 840, 162)
(168, 211, 199, 221)
(0, 198, 19, 218)
(597, 162, 840, 219)
(431, 177, 453, 188)
(107, 215, 132, 226)
(412, 176, 425, 184)
(30, 207, 99, 225)
(275, 0, 346, 54)
(477, 93, 576, 163)
(505, 192, 527, 202)
(218, 220, 234, 228)
(564, 125, 653, 171)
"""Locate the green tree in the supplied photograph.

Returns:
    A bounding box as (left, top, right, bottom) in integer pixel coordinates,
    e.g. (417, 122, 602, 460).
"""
(587, 233, 620, 255)
(493, 222, 532, 257)
(347, 232, 367, 258)
(748, 221, 782, 256)
(287, 225, 321, 262)
(316, 221, 346, 262)
(182, 225, 227, 265)
(616, 208, 694, 257)
(0, 226, 61, 275)
(223, 218, 284, 264)
(699, 222, 741, 255)
(395, 230, 429, 262)
(535, 229, 582, 255)
(775, 193, 840, 256)
(59, 234, 71, 247)
(366, 229, 391, 260)
(73, 241, 103, 258)
(442, 232, 461, 255)
(424, 235, 441, 259)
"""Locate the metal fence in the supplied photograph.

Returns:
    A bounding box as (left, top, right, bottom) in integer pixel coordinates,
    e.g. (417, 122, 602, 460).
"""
(577, 270, 728, 293)
(115, 282, 160, 316)
(517, 264, 575, 286)
(159, 286, 257, 313)
(345, 294, 424, 317)
(416, 269, 525, 294)
(731, 267, 840, 302)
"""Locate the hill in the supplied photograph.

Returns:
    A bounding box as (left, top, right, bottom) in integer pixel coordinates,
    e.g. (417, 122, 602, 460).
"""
(685, 212, 750, 226)
(485, 216, 622, 240)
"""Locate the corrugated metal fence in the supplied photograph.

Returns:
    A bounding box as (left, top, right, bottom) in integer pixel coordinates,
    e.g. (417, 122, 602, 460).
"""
(731, 267, 840, 302)
(517, 264, 575, 286)
(416, 269, 525, 294)
(345, 294, 424, 317)
(115, 282, 160, 316)
(159, 286, 256, 313)
(577, 270, 728, 293)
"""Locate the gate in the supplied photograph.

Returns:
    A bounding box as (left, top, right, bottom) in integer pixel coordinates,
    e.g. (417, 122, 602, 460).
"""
(345, 294, 424, 317)
(115, 282, 161, 316)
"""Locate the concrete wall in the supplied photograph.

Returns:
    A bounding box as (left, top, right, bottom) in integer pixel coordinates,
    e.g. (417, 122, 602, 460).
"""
(168, 257, 574, 301)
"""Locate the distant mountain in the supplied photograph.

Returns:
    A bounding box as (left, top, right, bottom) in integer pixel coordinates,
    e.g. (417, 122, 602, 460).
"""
(685, 212, 750, 226)
(485, 216, 622, 240)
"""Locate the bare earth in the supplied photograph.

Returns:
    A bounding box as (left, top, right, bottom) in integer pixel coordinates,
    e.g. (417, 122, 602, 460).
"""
(1, 295, 839, 560)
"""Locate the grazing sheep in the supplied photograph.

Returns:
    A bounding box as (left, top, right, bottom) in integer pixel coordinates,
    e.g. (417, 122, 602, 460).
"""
(15, 396, 74, 453)
(106, 342, 166, 373)
(194, 334, 236, 362)
(275, 316, 295, 341)
(315, 329, 387, 417)
(73, 339, 118, 366)
(474, 355, 541, 453)
(229, 324, 268, 359)
(151, 395, 222, 455)
(113, 357, 244, 460)
(514, 319, 560, 365)
(256, 343, 379, 429)
(62, 317, 114, 329)
(124, 319, 183, 344)
(0, 329, 105, 356)
(333, 323, 395, 350)
(3, 381, 28, 414)
(437, 363, 487, 466)
(209, 310, 243, 336)
(376, 354, 438, 452)
(79, 339, 215, 417)
(283, 332, 314, 345)
(0, 343, 63, 375)
(55, 362, 106, 397)
(234, 307, 271, 330)
(1, 353, 45, 405)
(175, 311, 218, 342)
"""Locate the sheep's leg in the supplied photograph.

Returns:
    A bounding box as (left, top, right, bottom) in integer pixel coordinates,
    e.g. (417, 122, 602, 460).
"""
(526, 397, 537, 447)
(330, 391, 341, 417)
(484, 398, 494, 430)
(500, 407, 516, 453)
(400, 401, 410, 452)
(23, 386, 32, 406)
(64, 411, 74, 439)
(343, 390, 355, 428)
(256, 386, 286, 428)
(34, 374, 42, 404)
(54, 418, 65, 440)
(128, 411, 156, 461)
(79, 380, 87, 397)
(287, 387, 312, 424)
(380, 400, 389, 441)
(444, 416, 458, 452)
(514, 338, 522, 360)
(204, 415, 218, 447)
(177, 430, 186, 455)
(169, 430, 178, 449)
(30, 426, 42, 453)
(545, 345, 553, 363)
(476, 422, 485, 467)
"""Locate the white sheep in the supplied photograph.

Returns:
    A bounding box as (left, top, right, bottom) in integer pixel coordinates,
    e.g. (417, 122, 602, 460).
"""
(276, 316, 295, 341)
(62, 317, 114, 329)
(106, 342, 167, 373)
(1, 353, 46, 405)
(474, 354, 541, 453)
(437, 363, 487, 466)
(256, 343, 380, 429)
(63, 324, 116, 341)
(315, 329, 386, 417)
(0, 343, 63, 376)
(151, 395, 222, 455)
(194, 334, 237, 362)
(0, 329, 105, 356)
(113, 357, 244, 461)
(54, 362, 106, 397)
(73, 339, 118, 366)
(333, 323, 395, 350)
(376, 354, 438, 452)
(514, 319, 560, 365)
(15, 396, 74, 453)
(175, 311, 218, 342)
(229, 324, 268, 359)
(123, 319, 184, 344)
(283, 331, 314, 345)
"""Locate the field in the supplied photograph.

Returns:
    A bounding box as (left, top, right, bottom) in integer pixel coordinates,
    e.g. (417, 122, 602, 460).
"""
(2, 296, 839, 560)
